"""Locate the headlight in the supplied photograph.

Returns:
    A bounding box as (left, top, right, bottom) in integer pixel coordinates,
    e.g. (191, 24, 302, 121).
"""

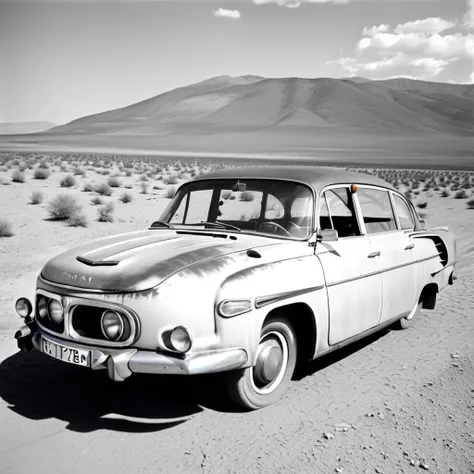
(218, 299, 252, 318)
(48, 299, 64, 324)
(101, 310, 124, 341)
(38, 297, 48, 319)
(15, 298, 32, 318)
(169, 326, 192, 353)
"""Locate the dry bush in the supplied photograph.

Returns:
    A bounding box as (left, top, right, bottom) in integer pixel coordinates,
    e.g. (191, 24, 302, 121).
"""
(163, 175, 179, 185)
(47, 194, 81, 220)
(30, 191, 44, 205)
(60, 174, 76, 188)
(34, 168, 51, 180)
(73, 167, 87, 177)
(221, 190, 232, 200)
(59, 164, 68, 172)
(0, 165, 8, 172)
(240, 191, 255, 202)
(0, 219, 14, 237)
(440, 189, 450, 198)
(97, 203, 115, 222)
(95, 182, 113, 196)
(12, 170, 26, 183)
(119, 192, 133, 203)
(124, 183, 133, 189)
(139, 174, 149, 182)
(91, 196, 104, 206)
(163, 186, 176, 199)
(140, 182, 149, 194)
(454, 189, 468, 199)
(107, 176, 121, 188)
(68, 212, 88, 227)
(417, 202, 428, 209)
(125, 170, 133, 177)
(82, 182, 94, 192)
(467, 198, 474, 210)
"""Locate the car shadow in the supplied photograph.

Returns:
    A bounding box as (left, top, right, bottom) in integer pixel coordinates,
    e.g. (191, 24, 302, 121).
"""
(293, 327, 391, 381)
(0, 349, 235, 433)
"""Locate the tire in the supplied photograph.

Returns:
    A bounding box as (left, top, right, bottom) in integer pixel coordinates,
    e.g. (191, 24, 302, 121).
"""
(396, 300, 423, 329)
(226, 314, 297, 410)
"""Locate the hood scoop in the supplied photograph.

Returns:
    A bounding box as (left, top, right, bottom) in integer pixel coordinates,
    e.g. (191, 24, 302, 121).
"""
(76, 256, 119, 267)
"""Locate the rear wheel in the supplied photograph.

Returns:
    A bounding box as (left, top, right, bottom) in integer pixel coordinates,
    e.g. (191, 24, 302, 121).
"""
(396, 300, 423, 329)
(226, 314, 297, 410)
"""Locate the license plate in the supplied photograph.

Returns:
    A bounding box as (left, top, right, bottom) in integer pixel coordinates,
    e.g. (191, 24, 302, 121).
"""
(42, 338, 90, 367)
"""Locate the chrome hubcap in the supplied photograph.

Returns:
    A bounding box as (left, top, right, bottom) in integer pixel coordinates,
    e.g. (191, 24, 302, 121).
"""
(251, 331, 289, 395)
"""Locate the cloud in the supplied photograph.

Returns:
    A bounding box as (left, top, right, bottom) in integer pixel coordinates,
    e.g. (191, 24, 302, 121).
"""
(393, 18, 456, 35)
(331, 11, 474, 82)
(252, 0, 349, 7)
(212, 8, 241, 19)
(464, 0, 474, 29)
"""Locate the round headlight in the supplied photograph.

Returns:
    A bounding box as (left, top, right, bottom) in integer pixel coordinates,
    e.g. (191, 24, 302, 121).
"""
(48, 299, 64, 324)
(15, 298, 32, 318)
(170, 326, 192, 353)
(101, 310, 124, 341)
(38, 297, 48, 319)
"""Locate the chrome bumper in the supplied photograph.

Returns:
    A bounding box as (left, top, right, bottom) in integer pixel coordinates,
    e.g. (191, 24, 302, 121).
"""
(16, 325, 248, 382)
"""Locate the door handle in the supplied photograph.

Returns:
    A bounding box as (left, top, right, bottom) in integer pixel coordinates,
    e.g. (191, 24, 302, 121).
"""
(368, 251, 381, 258)
(404, 243, 415, 250)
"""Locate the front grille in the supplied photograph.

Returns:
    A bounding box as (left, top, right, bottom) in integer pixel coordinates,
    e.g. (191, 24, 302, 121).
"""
(71, 305, 132, 342)
(35, 294, 65, 334)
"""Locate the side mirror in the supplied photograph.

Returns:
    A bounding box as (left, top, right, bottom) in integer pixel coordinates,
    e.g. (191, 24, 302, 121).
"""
(317, 229, 339, 242)
(419, 219, 428, 231)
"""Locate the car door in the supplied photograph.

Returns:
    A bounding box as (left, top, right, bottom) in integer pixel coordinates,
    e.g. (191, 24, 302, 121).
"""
(354, 186, 417, 324)
(316, 186, 382, 345)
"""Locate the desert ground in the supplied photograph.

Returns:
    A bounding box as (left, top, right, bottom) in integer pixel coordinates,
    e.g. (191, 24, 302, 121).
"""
(0, 151, 473, 474)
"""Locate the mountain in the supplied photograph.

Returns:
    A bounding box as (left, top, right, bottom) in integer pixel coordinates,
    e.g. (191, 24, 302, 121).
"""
(0, 121, 57, 135)
(2, 76, 473, 165)
(47, 75, 473, 137)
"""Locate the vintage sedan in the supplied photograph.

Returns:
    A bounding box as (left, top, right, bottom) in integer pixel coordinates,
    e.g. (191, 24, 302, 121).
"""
(14, 166, 457, 409)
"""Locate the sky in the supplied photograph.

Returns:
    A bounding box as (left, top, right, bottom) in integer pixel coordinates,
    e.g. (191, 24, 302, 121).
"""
(0, 0, 472, 125)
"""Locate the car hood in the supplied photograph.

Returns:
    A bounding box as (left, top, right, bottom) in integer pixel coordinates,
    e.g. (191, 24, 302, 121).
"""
(41, 229, 277, 292)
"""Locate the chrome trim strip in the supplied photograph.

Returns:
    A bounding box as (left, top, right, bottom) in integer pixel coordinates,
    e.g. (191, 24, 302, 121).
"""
(39, 274, 112, 294)
(327, 254, 440, 288)
(255, 285, 324, 309)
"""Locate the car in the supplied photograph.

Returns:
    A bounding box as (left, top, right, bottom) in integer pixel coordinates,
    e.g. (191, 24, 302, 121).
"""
(14, 165, 457, 410)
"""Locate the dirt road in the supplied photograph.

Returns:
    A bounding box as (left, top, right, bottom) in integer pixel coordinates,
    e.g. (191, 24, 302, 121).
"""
(1, 263, 473, 474)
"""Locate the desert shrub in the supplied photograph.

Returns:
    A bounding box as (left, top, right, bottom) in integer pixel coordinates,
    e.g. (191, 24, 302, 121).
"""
(229, 195, 236, 200)
(39, 160, 50, 169)
(107, 176, 121, 188)
(221, 190, 232, 200)
(60, 174, 76, 188)
(240, 191, 255, 202)
(73, 167, 86, 177)
(139, 174, 148, 182)
(12, 159, 20, 166)
(163, 186, 176, 199)
(101, 169, 111, 175)
(95, 182, 113, 196)
(125, 170, 133, 177)
(119, 192, 133, 203)
(30, 191, 44, 205)
(82, 181, 94, 192)
(12, 170, 26, 183)
(0, 219, 14, 237)
(454, 189, 468, 199)
(91, 196, 104, 206)
(68, 212, 88, 227)
(97, 203, 115, 222)
(18, 162, 28, 172)
(124, 183, 133, 189)
(0, 165, 7, 172)
(440, 189, 450, 198)
(47, 194, 81, 220)
(59, 164, 68, 172)
(164, 174, 179, 185)
(140, 182, 149, 194)
(467, 198, 474, 210)
(417, 202, 428, 209)
(34, 168, 51, 180)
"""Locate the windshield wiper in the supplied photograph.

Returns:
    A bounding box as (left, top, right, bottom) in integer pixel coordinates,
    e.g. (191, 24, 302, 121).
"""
(199, 221, 241, 232)
(149, 220, 173, 229)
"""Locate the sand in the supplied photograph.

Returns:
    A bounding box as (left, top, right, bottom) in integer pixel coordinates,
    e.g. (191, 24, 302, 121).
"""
(0, 153, 473, 474)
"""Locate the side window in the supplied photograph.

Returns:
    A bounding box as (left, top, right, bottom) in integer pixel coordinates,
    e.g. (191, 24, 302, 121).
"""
(265, 193, 284, 220)
(357, 188, 397, 234)
(170, 189, 213, 224)
(393, 194, 415, 230)
(319, 187, 360, 238)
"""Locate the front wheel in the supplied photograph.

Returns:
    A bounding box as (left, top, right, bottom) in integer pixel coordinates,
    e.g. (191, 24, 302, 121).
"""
(226, 314, 297, 410)
(396, 300, 423, 329)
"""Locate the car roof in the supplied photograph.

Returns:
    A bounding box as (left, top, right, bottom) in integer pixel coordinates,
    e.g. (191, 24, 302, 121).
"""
(191, 165, 395, 192)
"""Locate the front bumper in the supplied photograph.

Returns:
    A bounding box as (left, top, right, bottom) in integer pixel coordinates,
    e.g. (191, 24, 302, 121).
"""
(15, 322, 248, 382)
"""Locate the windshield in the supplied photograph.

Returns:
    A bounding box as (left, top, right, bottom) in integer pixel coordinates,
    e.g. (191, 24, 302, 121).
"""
(159, 178, 314, 240)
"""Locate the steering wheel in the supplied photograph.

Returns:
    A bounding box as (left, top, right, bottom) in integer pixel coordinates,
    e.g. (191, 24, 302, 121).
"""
(258, 221, 293, 237)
